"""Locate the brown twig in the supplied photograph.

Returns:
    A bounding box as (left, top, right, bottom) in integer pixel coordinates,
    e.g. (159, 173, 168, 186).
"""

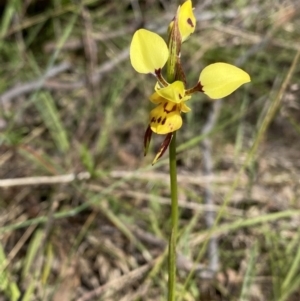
(0, 172, 90, 187)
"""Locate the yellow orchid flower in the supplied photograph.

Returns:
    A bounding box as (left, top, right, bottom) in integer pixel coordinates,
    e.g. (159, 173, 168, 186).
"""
(144, 95, 191, 164)
(148, 81, 191, 138)
(129, 1, 251, 164)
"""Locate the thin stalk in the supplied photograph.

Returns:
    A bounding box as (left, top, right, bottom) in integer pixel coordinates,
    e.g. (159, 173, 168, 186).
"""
(168, 131, 178, 301)
(166, 11, 180, 300)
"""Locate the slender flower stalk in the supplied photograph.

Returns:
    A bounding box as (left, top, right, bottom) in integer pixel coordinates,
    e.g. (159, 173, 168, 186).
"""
(168, 132, 178, 301)
(129, 0, 251, 298)
(166, 9, 181, 300)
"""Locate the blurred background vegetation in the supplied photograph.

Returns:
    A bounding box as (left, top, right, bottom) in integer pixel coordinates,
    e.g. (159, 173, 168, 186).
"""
(0, 0, 300, 300)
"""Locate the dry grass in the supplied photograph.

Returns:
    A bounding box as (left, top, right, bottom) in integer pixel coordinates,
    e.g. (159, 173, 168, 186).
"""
(1, 0, 300, 300)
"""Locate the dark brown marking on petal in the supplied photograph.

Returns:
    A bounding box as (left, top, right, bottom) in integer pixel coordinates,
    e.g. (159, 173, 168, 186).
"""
(163, 103, 178, 113)
(179, 94, 182, 99)
(163, 103, 171, 113)
(151, 117, 156, 122)
(162, 118, 166, 125)
(187, 18, 194, 28)
(157, 116, 162, 123)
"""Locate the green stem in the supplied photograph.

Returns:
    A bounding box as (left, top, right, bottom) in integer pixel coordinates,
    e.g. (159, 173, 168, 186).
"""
(166, 12, 180, 300)
(168, 131, 178, 301)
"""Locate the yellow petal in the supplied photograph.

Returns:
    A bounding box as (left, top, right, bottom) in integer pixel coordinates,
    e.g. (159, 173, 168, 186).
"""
(130, 29, 169, 74)
(149, 92, 165, 104)
(199, 63, 251, 99)
(180, 102, 191, 113)
(155, 81, 190, 103)
(150, 102, 182, 134)
(178, 0, 196, 42)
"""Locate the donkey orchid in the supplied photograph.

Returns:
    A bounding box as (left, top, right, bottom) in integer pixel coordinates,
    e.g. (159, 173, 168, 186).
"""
(130, 0, 251, 164)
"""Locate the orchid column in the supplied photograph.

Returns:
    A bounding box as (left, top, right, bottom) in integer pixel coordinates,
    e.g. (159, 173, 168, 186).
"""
(130, 0, 250, 299)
